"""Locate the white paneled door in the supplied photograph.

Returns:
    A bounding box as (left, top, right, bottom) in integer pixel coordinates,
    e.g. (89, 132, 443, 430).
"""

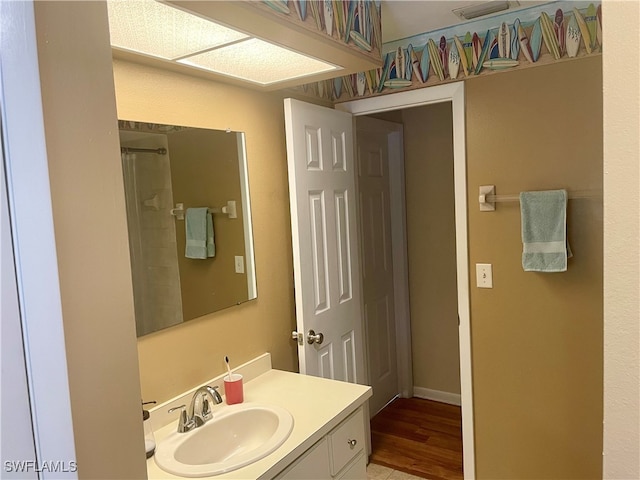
(284, 98, 365, 384)
(355, 118, 401, 415)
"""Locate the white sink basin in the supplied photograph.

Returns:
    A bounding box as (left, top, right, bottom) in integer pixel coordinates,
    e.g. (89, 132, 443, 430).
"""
(154, 403, 294, 477)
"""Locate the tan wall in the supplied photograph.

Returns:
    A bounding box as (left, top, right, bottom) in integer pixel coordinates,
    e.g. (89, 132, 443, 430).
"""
(466, 56, 603, 478)
(34, 2, 147, 478)
(402, 103, 461, 395)
(113, 60, 298, 403)
(168, 129, 248, 319)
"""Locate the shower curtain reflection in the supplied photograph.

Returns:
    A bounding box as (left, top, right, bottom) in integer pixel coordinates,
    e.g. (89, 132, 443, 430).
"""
(121, 139, 184, 337)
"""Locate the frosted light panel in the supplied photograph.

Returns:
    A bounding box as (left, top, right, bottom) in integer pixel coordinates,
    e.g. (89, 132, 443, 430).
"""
(107, 0, 248, 60)
(178, 38, 339, 85)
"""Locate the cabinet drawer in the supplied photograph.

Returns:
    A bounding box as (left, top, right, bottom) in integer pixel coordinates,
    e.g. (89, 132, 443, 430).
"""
(329, 407, 365, 475)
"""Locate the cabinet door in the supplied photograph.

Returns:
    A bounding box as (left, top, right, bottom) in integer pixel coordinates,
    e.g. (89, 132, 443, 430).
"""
(336, 451, 367, 480)
(329, 408, 366, 475)
(277, 438, 331, 479)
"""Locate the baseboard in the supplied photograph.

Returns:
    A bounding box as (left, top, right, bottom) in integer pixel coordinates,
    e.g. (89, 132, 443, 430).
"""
(413, 386, 461, 406)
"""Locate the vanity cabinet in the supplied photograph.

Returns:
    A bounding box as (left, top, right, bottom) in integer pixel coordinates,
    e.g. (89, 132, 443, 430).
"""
(146, 364, 373, 480)
(276, 407, 367, 480)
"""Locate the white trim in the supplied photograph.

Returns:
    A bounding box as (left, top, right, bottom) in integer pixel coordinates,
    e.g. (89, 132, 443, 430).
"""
(337, 82, 465, 116)
(413, 387, 462, 407)
(0, 1, 77, 477)
(1, 116, 39, 479)
(237, 132, 257, 299)
(337, 81, 475, 480)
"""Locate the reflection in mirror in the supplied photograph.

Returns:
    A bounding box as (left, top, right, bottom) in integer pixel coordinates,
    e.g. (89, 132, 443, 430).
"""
(119, 121, 256, 337)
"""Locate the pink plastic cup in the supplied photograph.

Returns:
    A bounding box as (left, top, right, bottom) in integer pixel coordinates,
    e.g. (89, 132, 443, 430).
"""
(224, 373, 244, 405)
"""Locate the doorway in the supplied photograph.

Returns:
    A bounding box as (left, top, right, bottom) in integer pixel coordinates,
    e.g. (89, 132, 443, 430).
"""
(338, 82, 474, 478)
(357, 102, 461, 413)
(355, 115, 406, 416)
(356, 103, 463, 480)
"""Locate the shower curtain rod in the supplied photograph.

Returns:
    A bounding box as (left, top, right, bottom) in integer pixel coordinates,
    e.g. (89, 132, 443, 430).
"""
(121, 146, 167, 155)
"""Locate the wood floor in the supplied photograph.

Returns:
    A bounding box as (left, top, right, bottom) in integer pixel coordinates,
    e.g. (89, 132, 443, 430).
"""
(369, 397, 463, 480)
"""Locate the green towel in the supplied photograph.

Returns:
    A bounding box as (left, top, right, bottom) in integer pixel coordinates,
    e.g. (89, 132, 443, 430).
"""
(520, 190, 570, 272)
(185, 207, 215, 259)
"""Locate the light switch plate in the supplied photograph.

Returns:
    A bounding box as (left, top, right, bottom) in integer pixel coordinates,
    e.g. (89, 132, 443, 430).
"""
(234, 256, 245, 274)
(476, 263, 493, 288)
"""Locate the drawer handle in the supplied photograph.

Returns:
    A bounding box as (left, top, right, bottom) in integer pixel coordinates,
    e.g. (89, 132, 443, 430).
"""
(347, 439, 357, 448)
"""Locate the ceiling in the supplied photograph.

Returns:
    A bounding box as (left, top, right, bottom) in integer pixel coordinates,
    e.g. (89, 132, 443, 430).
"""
(381, 0, 552, 43)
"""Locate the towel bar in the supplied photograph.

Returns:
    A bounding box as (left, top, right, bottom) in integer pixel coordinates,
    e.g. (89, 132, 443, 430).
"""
(479, 185, 600, 211)
(170, 201, 237, 219)
(121, 146, 166, 155)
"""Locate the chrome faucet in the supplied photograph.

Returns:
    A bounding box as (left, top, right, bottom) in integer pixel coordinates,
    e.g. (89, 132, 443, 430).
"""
(168, 385, 222, 433)
(190, 385, 223, 426)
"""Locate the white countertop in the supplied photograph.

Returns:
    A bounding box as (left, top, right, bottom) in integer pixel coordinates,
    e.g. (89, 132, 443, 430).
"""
(146, 369, 372, 479)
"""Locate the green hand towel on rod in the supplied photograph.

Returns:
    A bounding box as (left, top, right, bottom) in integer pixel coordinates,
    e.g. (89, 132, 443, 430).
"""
(185, 207, 215, 259)
(520, 190, 572, 272)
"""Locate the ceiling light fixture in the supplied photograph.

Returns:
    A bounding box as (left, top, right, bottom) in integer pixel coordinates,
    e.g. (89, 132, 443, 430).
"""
(452, 1, 520, 21)
(107, 0, 340, 87)
(107, 0, 249, 60)
(177, 38, 339, 86)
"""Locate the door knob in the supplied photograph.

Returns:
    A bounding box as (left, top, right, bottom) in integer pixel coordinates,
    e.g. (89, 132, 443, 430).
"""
(307, 330, 324, 345)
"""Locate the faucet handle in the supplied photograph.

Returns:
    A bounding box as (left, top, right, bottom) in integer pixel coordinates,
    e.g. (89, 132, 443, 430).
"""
(168, 404, 193, 433)
(167, 404, 186, 414)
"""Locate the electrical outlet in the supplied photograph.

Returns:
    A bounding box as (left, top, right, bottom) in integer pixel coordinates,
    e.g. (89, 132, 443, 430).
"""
(234, 256, 245, 274)
(476, 263, 493, 288)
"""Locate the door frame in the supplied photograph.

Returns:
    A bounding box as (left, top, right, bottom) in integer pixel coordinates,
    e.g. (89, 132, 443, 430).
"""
(1, 1, 77, 474)
(337, 82, 474, 479)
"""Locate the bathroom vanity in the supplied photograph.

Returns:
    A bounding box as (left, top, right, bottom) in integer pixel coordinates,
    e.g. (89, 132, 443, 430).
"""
(146, 354, 372, 479)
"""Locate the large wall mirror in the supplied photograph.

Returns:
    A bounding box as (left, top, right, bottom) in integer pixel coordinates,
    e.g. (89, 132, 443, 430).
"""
(119, 120, 257, 337)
